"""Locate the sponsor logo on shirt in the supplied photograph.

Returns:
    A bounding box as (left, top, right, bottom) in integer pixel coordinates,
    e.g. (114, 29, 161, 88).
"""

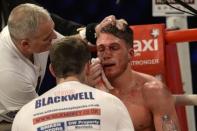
(33, 108, 101, 125)
(35, 92, 94, 109)
(67, 119, 100, 130)
(33, 104, 100, 117)
(37, 122, 65, 131)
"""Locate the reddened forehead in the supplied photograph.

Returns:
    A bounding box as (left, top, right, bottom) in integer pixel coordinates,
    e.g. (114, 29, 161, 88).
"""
(96, 33, 126, 47)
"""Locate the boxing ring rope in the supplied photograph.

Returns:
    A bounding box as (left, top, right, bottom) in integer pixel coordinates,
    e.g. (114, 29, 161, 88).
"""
(165, 28, 197, 44)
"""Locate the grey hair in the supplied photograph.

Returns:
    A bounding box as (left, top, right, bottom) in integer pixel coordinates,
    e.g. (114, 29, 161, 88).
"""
(8, 3, 52, 40)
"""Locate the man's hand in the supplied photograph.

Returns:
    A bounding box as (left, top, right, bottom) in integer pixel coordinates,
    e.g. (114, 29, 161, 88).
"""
(95, 15, 116, 36)
(116, 19, 128, 31)
(96, 16, 128, 35)
(86, 58, 114, 92)
(86, 58, 103, 87)
(79, 15, 128, 46)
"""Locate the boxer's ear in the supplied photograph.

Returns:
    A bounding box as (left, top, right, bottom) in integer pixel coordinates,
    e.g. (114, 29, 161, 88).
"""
(128, 48, 134, 59)
(49, 64, 56, 78)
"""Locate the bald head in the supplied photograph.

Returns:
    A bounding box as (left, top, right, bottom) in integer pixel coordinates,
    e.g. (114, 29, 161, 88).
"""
(8, 3, 52, 40)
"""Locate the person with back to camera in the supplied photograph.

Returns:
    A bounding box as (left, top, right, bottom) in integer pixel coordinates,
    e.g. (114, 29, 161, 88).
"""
(12, 36, 134, 131)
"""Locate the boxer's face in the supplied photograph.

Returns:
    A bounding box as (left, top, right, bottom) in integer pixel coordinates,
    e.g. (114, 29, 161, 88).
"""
(96, 33, 132, 80)
(26, 20, 57, 53)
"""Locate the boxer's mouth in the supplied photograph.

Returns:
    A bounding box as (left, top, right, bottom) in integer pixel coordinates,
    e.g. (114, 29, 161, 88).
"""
(102, 63, 115, 68)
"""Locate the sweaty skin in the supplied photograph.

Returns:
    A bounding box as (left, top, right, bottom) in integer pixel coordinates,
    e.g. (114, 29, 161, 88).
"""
(109, 71, 166, 131)
(93, 32, 180, 131)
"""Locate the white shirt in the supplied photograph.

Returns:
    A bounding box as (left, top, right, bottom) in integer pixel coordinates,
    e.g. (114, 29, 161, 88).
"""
(12, 81, 134, 131)
(0, 26, 63, 121)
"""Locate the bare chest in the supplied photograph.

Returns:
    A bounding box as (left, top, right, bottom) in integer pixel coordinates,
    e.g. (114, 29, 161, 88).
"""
(115, 91, 155, 131)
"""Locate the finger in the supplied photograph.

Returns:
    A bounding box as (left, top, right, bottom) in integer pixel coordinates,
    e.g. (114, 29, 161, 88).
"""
(93, 77, 102, 84)
(95, 15, 116, 34)
(102, 17, 115, 27)
(89, 64, 102, 73)
(88, 76, 102, 87)
(85, 71, 102, 86)
(103, 15, 116, 23)
(88, 63, 102, 80)
(90, 69, 102, 80)
(115, 19, 128, 30)
(91, 58, 101, 65)
(105, 15, 116, 25)
(117, 19, 128, 25)
(90, 58, 102, 75)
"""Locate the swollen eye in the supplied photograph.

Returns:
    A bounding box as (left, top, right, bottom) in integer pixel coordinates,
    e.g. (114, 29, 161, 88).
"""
(97, 47, 105, 52)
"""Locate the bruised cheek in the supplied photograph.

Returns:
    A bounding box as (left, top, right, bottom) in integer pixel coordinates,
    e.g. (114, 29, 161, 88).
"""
(117, 53, 129, 68)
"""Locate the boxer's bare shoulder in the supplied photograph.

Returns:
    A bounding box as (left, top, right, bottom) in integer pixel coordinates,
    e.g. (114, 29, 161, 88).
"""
(110, 70, 178, 131)
(109, 71, 154, 130)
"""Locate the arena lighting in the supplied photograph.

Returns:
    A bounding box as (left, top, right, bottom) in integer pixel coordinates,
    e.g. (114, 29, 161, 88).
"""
(116, 0, 120, 4)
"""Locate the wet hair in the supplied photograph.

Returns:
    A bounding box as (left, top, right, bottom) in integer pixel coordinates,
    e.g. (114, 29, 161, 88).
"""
(100, 24, 134, 48)
(49, 36, 91, 78)
(8, 3, 51, 40)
